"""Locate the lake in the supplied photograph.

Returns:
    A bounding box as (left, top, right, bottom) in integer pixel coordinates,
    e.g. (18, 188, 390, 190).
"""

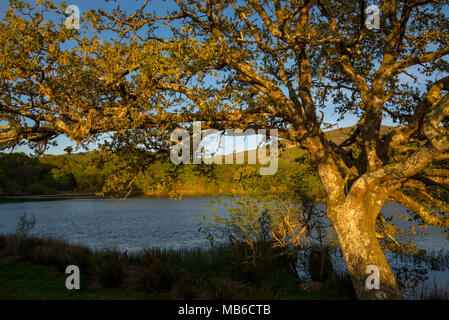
(0, 197, 446, 252)
(0, 197, 217, 251)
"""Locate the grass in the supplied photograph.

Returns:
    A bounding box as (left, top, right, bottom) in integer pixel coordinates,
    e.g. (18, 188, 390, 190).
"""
(0, 234, 346, 300)
(3, 234, 447, 300)
(0, 256, 158, 300)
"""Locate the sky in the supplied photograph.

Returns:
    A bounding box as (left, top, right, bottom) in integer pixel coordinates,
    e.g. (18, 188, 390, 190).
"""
(0, 0, 446, 155)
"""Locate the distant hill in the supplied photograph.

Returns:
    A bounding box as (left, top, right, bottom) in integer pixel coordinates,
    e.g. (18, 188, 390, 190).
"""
(324, 125, 394, 145)
(207, 125, 396, 161)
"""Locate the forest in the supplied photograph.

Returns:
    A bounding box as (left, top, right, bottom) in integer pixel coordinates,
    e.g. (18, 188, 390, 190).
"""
(0, 144, 324, 198)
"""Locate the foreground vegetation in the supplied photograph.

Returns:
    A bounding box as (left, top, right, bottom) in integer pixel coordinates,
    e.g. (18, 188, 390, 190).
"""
(0, 234, 355, 300)
(2, 232, 448, 300)
(0, 256, 156, 300)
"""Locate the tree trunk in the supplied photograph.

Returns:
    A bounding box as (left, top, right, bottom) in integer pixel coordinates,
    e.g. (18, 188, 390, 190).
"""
(328, 202, 403, 300)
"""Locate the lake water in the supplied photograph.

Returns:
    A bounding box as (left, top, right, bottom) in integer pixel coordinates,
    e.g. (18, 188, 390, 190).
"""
(0, 197, 447, 252)
(0, 197, 217, 251)
(0, 197, 448, 299)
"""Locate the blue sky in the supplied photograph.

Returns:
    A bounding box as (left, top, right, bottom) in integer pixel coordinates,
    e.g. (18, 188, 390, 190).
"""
(1, 0, 446, 155)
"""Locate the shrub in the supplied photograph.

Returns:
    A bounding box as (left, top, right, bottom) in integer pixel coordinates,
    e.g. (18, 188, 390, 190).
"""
(4, 235, 43, 260)
(136, 249, 174, 292)
(27, 183, 48, 195)
(169, 270, 203, 299)
(197, 195, 311, 274)
(308, 247, 335, 282)
(15, 213, 36, 237)
(93, 249, 127, 288)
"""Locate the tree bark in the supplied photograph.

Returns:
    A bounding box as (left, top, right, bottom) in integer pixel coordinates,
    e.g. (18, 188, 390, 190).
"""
(328, 202, 403, 300)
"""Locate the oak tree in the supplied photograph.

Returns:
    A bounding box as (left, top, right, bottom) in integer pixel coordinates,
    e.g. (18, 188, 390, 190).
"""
(1, 0, 449, 299)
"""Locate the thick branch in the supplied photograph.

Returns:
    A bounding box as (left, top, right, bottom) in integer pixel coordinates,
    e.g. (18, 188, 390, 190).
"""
(392, 190, 449, 227)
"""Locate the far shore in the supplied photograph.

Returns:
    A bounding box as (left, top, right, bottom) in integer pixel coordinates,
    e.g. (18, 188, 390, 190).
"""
(0, 190, 225, 203)
(2, 189, 316, 202)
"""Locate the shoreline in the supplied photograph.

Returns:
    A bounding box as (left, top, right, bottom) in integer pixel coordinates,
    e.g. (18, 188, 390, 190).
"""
(0, 190, 307, 202)
(0, 192, 215, 202)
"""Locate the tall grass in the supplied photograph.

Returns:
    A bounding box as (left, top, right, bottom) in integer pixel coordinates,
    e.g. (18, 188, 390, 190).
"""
(420, 282, 449, 300)
(0, 234, 335, 299)
(1, 234, 448, 299)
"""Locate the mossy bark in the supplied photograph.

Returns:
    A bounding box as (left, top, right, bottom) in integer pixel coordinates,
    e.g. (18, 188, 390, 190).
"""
(328, 203, 403, 300)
